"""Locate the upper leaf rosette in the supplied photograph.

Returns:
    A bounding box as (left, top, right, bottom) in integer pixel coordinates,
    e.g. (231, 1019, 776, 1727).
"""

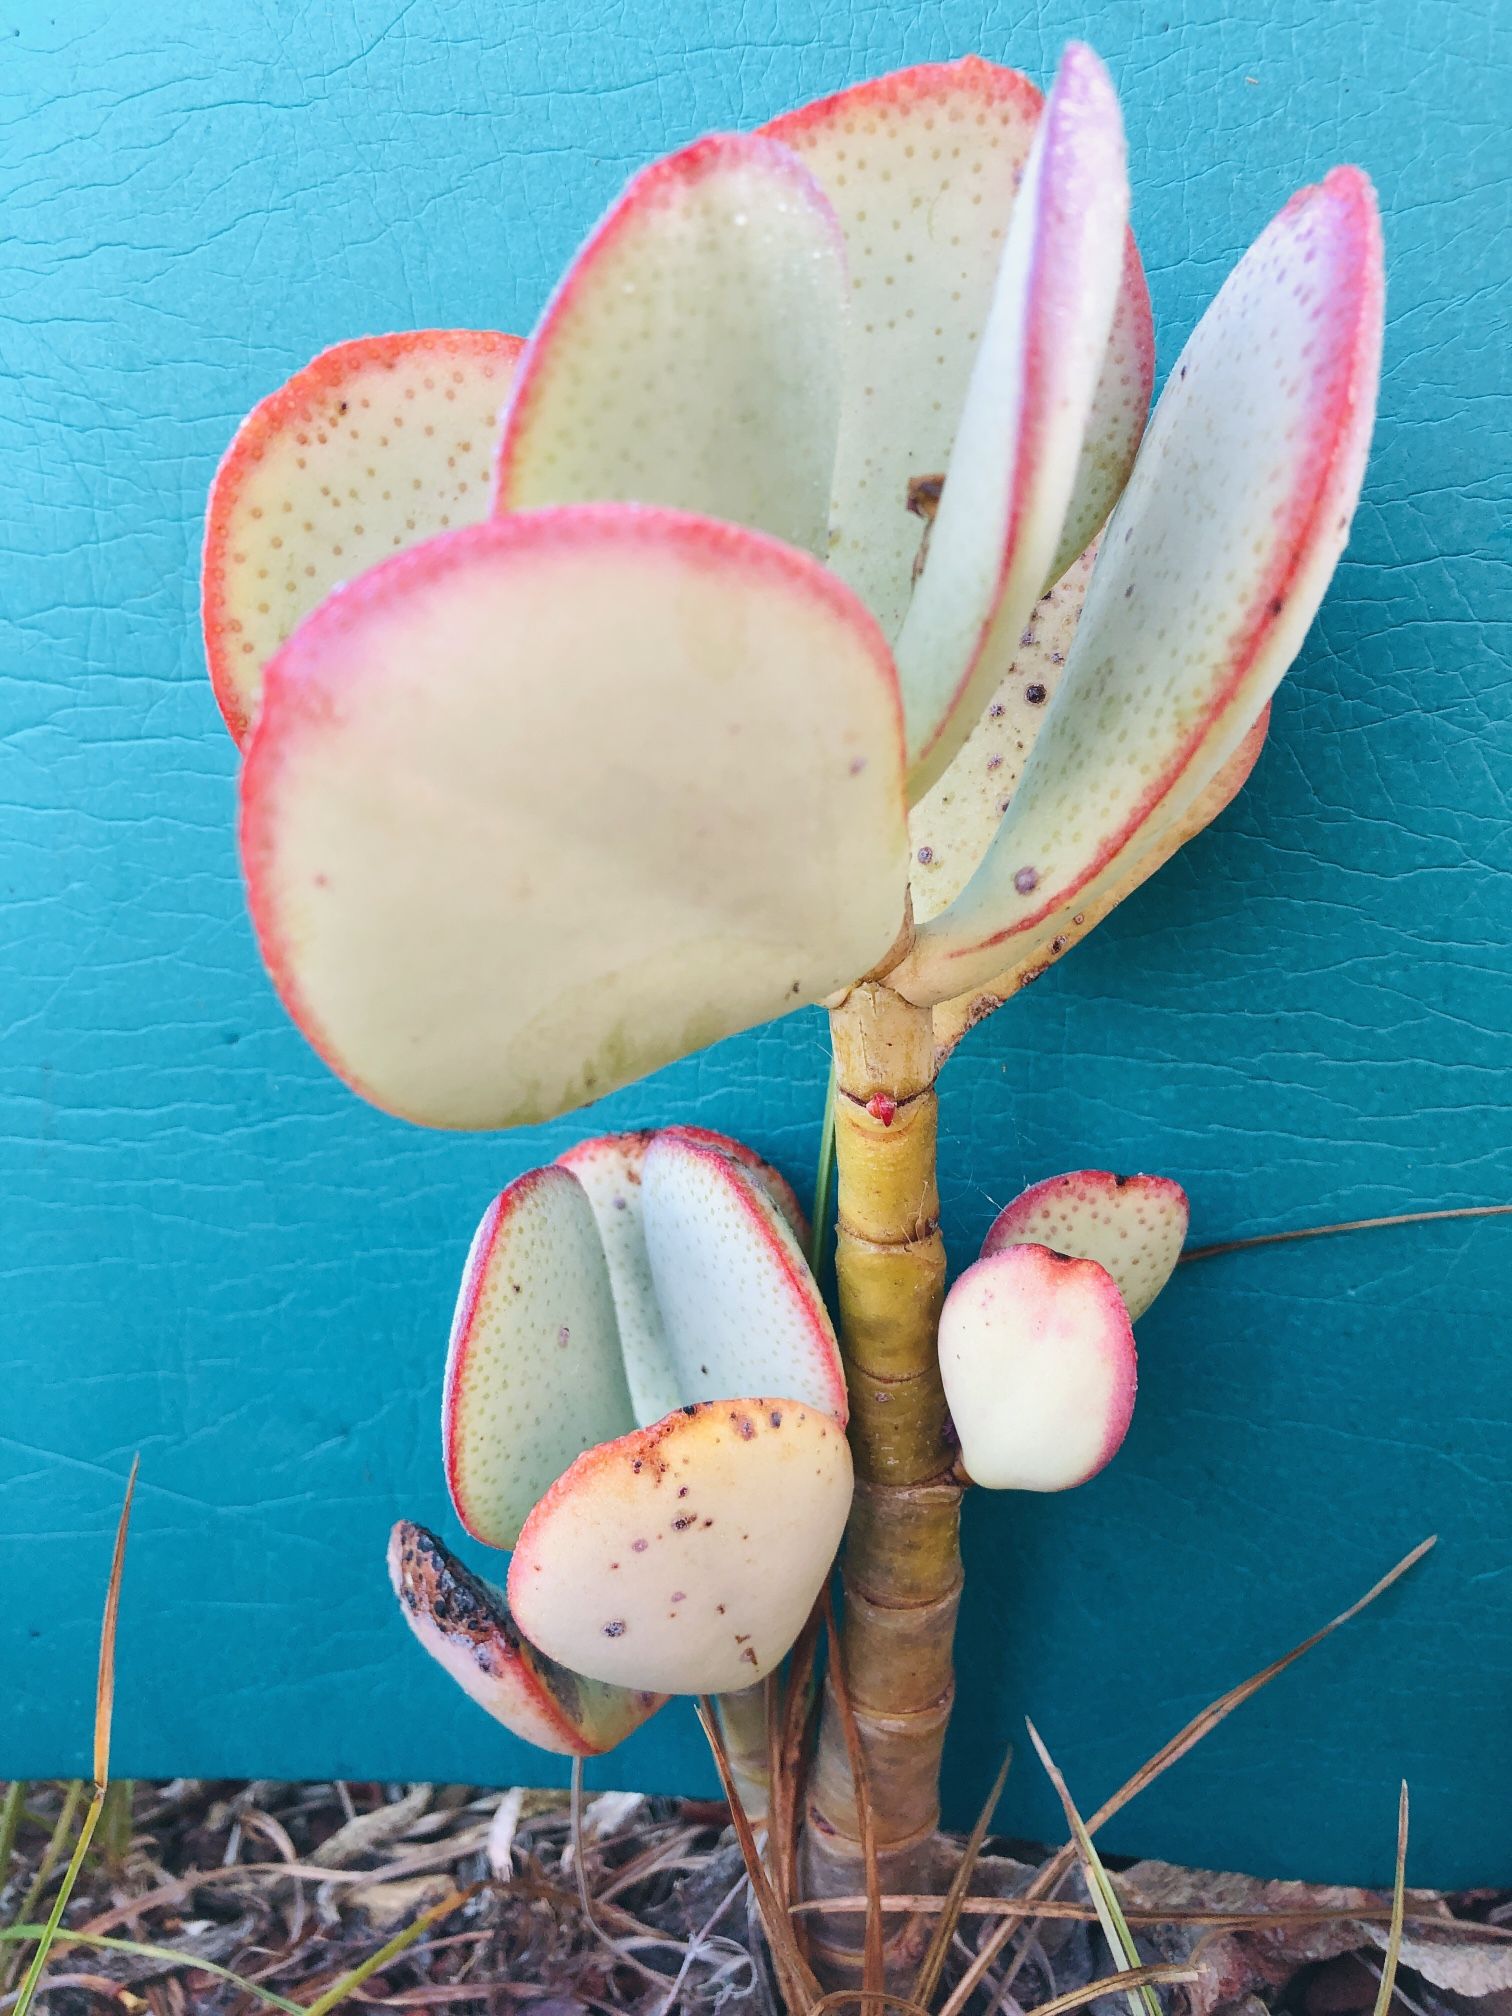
(205, 48, 1382, 1127)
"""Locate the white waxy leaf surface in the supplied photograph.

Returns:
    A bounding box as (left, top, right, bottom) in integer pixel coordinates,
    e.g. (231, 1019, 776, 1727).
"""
(557, 1127, 810, 1427)
(204, 330, 522, 745)
(509, 1400, 853, 1693)
(493, 135, 845, 559)
(766, 59, 1037, 641)
(896, 45, 1130, 797)
(388, 1521, 662, 1756)
(895, 167, 1382, 1008)
(909, 541, 1096, 926)
(1047, 239, 1152, 588)
(763, 57, 1150, 653)
(939, 1245, 1136, 1491)
(659, 1127, 808, 1245)
(443, 1167, 635, 1550)
(982, 1170, 1189, 1321)
(640, 1132, 845, 1419)
(242, 505, 909, 1129)
(555, 1132, 680, 1427)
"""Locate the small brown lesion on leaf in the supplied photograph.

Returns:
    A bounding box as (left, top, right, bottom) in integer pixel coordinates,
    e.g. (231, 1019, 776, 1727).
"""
(907, 472, 946, 584)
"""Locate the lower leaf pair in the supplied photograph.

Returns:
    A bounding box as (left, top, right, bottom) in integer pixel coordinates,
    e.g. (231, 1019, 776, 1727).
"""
(394, 1135, 1189, 1761)
(394, 1125, 853, 1751)
(944, 1170, 1187, 1491)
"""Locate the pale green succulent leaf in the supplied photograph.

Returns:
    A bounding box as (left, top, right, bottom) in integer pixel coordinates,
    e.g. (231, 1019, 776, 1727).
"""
(897, 45, 1131, 798)
(494, 134, 846, 559)
(895, 167, 1383, 1009)
(443, 1166, 635, 1550)
(556, 1127, 810, 1427)
(204, 330, 523, 745)
(908, 541, 1097, 928)
(241, 505, 910, 1129)
(641, 1130, 845, 1418)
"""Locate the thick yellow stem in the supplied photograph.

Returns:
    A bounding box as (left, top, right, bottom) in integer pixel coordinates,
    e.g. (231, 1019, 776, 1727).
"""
(804, 982, 961, 1979)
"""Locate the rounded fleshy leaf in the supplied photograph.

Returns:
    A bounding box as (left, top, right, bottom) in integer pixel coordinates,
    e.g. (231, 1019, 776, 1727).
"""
(443, 1167, 635, 1549)
(895, 168, 1382, 1008)
(982, 1170, 1189, 1321)
(909, 541, 1097, 927)
(389, 1521, 662, 1756)
(930, 702, 1270, 1061)
(204, 330, 522, 745)
(242, 505, 909, 1130)
(939, 1245, 1136, 1491)
(556, 1127, 809, 1427)
(896, 45, 1131, 797)
(640, 1132, 845, 1420)
(494, 135, 845, 559)
(509, 1399, 853, 1693)
(762, 56, 1150, 650)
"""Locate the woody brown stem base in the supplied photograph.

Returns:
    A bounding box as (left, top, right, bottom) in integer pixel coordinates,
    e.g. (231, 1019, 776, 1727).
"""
(802, 982, 962, 1986)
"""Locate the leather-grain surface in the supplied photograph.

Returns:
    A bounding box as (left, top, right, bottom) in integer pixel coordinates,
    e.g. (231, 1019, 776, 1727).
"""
(2, 0, 1508, 1885)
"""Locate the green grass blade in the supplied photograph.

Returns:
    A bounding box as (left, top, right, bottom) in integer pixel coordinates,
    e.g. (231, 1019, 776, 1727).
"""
(99, 1780, 134, 1873)
(0, 1925, 306, 2016)
(11, 1458, 137, 2016)
(938, 1540, 1433, 2016)
(809, 1055, 838, 1278)
(1027, 1721, 1160, 2016)
(11, 1800, 106, 2016)
(0, 1782, 28, 1901)
(910, 1743, 1013, 2010)
(301, 1885, 476, 2016)
(5, 1780, 85, 1973)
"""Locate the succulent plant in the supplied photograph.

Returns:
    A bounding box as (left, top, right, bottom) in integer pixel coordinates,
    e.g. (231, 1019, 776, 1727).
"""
(203, 37, 1383, 1987)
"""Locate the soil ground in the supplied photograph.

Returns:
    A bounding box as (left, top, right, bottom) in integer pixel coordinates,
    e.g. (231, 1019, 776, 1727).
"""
(2, 1780, 1507, 2015)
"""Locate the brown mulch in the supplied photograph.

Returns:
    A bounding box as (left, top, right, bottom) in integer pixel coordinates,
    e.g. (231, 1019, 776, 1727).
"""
(1, 1779, 1508, 2016)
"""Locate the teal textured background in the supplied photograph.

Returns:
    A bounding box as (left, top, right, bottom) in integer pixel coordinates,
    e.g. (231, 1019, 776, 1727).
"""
(3, 0, 1509, 1885)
